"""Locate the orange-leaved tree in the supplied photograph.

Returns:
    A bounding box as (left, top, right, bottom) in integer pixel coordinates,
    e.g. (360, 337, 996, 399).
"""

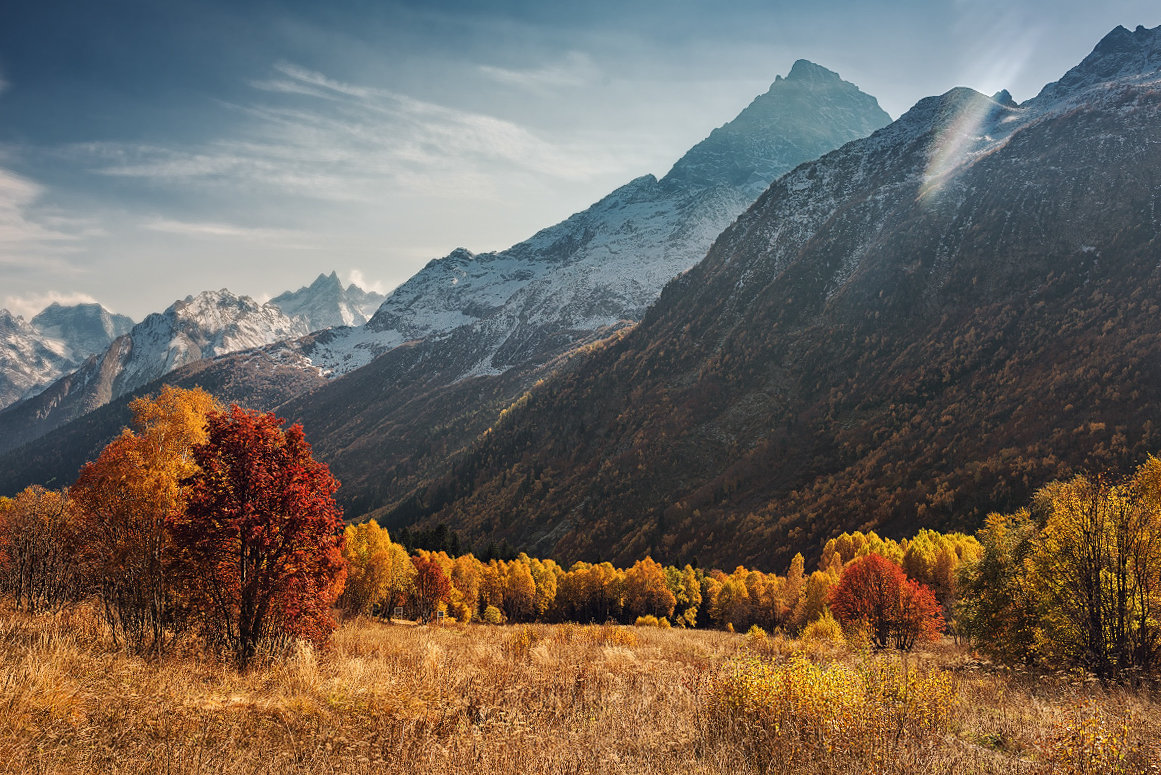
(410, 554, 450, 622)
(71, 385, 220, 656)
(338, 520, 413, 617)
(168, 406, 346, 668)
(0, 486, 80, 614)
(828, 553, 943, 650)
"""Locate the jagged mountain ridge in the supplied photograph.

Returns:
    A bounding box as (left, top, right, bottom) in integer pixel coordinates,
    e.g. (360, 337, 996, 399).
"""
(0, 303, 133, 409)
(382, 25, 1161, 569)
(0, 290, 309, 455)
(295, 61, 891, 377)
(0, 270, 387, 453)
(269, 271, 386, 331)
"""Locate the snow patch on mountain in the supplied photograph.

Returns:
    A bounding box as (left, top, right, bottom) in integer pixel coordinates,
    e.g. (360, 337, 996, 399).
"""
(295, 61, 891, 377)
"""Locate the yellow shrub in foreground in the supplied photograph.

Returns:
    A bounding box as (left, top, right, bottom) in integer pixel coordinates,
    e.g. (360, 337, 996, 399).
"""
(708, 653, 959, 769)
(800, 611, 844, 645)
(1041, 701, 1136, 775)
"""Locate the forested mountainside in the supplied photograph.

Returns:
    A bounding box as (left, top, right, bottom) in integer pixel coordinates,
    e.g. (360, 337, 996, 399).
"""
(384, 25, 1161, 569)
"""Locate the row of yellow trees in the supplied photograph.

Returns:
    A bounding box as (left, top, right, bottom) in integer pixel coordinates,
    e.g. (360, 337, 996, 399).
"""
(338, 516, 982, 638)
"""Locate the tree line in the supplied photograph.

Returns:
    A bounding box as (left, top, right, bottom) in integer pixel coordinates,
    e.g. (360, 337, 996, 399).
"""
(2, 386, 1160, 680)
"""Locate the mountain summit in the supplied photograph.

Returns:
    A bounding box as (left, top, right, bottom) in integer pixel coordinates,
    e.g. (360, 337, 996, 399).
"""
(269, 272, 386, 332)
(1035, 23, 1161, 104)
(0, 302, 133, 409)
(664, 60, 888, 191)
(299, 62, 890, 377)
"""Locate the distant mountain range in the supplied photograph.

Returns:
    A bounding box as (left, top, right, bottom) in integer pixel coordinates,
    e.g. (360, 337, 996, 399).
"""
(0, 303, 133, 409)
(0, 274, 381, 454)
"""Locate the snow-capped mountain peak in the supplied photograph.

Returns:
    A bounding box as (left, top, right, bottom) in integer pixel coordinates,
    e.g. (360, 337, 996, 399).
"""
(1034, 23, 1161, 104)
(0, 302, 134, 409)
(270, 272, 386, 332)
(304, 62, 892, 378)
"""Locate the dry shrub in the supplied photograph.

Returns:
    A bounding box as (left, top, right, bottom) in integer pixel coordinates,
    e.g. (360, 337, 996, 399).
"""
(1039, 700, 1139, 775)
(800, 612, 845, 645)
(707, 652, 960, 772)
(583, 623, 637, 647)
(501, 625, 540, 658)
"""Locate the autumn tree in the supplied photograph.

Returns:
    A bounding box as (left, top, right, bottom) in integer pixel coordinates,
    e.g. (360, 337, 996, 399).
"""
(624, 557, 677, 621)
(1029, 468, 1161, 676)
(71, 386, 219, 655)
(956, 509, 1041, 664)
(338, 520, 413, 617)
(0, 486, 80, 613)
(828, 553, 943, 650)
(168, 406, 346, 668)
(411, 554, 451, 621)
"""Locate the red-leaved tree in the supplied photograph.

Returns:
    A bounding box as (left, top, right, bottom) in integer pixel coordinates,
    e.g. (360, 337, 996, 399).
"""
(168, 406, 346, 667)
(828, 553, 943, 650)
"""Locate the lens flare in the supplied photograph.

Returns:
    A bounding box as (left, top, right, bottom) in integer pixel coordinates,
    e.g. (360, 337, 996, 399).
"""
(919, 92, 997, 201)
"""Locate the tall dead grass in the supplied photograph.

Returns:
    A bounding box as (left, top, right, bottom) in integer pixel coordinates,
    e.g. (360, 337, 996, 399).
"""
(0, 604, 1157, 774)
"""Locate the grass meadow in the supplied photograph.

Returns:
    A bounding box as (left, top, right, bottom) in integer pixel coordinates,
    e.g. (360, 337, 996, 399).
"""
(1, 604, 1158, 774)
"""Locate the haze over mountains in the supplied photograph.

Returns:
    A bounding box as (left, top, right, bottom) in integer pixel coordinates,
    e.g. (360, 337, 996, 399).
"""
(3, 27, 1161, 569)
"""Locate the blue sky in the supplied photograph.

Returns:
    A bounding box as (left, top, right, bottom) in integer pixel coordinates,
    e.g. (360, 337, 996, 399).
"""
(1, 0, 1158, 319)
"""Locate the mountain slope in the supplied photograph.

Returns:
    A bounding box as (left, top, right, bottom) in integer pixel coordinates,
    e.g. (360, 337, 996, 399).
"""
(387, 25, 1161, 569)
(1, 61, 891, 507)
(0, 290, 308, 455)
(0, 346, 327, 495)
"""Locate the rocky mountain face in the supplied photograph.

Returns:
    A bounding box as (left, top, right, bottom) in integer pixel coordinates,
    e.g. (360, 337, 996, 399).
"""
(383, 25, 1161, 569)
(294, 61, 891, 377)
(0, 303, 133, 409)
(0, 290, 308, 455)
(269, 271, 386, 332)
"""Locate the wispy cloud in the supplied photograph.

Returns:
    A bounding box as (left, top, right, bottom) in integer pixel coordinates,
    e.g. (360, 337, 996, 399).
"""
(79, 63, 623, 205)
(478, 52, 599, 92)
(0, 166, 92, 270)
(143, 217, 313, 248)
(345, 268, 385, 294)
(2, 290, 100, 319)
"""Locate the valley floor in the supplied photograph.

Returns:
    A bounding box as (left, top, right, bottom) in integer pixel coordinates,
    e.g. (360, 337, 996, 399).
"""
(1, 607, 1157, 774)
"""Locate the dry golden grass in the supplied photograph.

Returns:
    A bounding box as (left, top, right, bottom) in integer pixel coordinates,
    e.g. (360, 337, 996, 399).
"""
(0, 605, 1158, 774)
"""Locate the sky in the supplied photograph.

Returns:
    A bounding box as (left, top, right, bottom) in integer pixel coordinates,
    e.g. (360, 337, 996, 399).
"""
(1, 0, 1158, 320)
